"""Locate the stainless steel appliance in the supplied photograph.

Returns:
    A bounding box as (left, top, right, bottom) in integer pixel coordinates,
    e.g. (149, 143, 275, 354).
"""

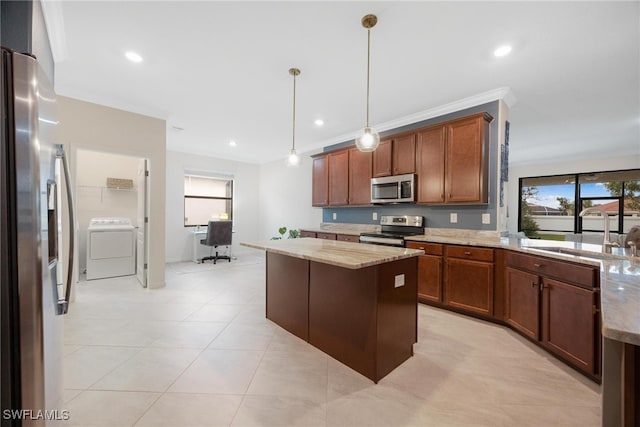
(1, 48, 75, 423)
(371, 173, 416, 204)
(359, 215, 424, 247)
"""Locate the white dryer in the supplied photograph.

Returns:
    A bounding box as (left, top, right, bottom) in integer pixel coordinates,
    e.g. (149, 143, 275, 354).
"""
(86, 217, 136, 280)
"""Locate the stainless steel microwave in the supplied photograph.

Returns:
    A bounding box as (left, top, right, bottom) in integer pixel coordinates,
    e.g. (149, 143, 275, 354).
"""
(371, 173, 416, 204)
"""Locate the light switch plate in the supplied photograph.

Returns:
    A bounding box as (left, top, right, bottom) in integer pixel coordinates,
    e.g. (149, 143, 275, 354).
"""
(482, 213, 491, 224)
(373, 212, 378, 221)
(332, 212, 337, 220)
(450, 213, 458, 223)
(394, 274, 405, 288)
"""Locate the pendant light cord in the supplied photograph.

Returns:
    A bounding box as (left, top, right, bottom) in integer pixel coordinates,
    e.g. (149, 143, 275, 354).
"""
(292, 72, 297, 151)
(365, 28, 371, 128)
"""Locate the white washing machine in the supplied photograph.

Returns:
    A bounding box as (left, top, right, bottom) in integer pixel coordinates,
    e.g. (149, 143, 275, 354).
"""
(86, 217, 136, 280)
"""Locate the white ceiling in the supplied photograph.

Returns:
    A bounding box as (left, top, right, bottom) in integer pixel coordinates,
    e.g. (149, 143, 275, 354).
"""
(47, 1, 639, 165)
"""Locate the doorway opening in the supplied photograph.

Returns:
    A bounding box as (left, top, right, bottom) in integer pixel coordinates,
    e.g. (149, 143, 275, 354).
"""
(74, 149, 149, 288)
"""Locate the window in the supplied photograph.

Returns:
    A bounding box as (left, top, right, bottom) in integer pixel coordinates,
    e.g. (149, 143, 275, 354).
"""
(519, 174, 576, 236)
(518, 169, 640, 238)
(184, 174, 233, 227)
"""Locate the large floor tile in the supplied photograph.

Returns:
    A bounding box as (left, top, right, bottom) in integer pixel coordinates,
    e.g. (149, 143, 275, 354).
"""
(62, 346, 142, 390)
(90, 347, 201, 392)
(60, 390, 159, 426)
(232, 395, 326, 426)
(135, 393, 242, 426)
(246, 349, 328, 404)
(169, 349, 263, 394)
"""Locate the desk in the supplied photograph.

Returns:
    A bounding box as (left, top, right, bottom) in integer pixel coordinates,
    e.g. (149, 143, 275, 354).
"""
(190, 228, 234, 263)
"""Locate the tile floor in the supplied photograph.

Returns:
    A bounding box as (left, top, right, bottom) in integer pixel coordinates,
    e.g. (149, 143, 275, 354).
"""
(56, 251, 602, 426)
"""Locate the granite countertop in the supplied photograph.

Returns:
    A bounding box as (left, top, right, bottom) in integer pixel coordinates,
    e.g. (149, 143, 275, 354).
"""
(299, 223, 380, 236)
(241, 238, 423, 270)
(406, 233, 640, 346)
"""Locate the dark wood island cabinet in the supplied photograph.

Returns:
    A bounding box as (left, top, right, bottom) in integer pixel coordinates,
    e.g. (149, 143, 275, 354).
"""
(243, 238, 423, 383)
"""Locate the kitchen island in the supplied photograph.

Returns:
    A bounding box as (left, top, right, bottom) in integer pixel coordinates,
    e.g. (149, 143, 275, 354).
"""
(241, 238, 424, 382)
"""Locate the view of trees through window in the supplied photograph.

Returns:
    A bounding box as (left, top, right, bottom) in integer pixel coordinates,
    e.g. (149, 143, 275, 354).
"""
(519, 169, 640, 239)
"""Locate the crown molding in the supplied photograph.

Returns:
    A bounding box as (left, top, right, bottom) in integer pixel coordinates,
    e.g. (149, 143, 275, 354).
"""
(314, 87, 517, 151)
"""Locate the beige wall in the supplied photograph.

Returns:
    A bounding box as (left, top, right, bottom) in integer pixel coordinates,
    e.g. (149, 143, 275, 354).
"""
(57, 96, 166, 288)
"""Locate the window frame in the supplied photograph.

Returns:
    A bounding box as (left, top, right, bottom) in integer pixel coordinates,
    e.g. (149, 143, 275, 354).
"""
(183, 173, 234, 228)
(518, 168, 639, 235)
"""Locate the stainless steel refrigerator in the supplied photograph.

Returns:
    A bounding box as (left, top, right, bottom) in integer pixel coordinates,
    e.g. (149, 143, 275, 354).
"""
(1, 48, 74, 425)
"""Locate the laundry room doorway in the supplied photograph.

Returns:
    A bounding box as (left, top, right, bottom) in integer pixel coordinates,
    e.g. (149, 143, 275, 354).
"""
(75, 149, 150, 288)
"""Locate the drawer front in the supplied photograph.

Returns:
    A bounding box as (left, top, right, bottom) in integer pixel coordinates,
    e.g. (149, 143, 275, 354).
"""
(300, 230, 317, 238)
(316, 232, 337, 240)
(337, 234, 360, 243)
(505, 251, 598, 289)
(406, 241, 443, 256)
(446, 245, 494, 262)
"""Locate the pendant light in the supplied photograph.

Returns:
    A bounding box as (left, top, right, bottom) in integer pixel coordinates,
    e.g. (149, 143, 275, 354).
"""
(355, 14, 380, 153)
(286, 67, 301, 167)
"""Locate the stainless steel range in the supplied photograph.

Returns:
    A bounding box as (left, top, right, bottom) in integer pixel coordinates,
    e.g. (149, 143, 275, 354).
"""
(359, 215, 424, 247)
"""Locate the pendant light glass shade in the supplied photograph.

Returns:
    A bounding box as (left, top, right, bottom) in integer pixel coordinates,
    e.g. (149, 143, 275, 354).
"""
(286, 67, 301, 167)
(356, 14, 380, 153)
(287, 148, 300, 166)
(356, 127, 380, 152)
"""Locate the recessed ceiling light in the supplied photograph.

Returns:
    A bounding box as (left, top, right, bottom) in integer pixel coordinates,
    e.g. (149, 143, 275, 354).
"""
(171, 125, 184, 132)
(314, 119, 324, 126)
(229, 140, 237, 147)
(125, 51, 143, 63)
(493, 45, 512, 58)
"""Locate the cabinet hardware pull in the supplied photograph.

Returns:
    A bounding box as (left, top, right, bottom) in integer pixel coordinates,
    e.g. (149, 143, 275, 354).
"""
(533, 263, 543, 268)
(531, 282, 536, 288)
(593, 306, 600, 315)
(464, 251, 472, 255)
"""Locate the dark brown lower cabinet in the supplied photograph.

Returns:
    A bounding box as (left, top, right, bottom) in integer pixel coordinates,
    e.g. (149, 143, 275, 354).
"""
(406, 242, 443, 303)
(265, 252, 418, 383)
(541, 277, 596, 375)
(505, 251, 600, 380)
(505, 267, 540, 340)
(444, 257, 494, 317)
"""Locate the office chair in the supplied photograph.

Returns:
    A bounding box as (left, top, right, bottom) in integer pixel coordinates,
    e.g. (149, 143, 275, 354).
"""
(200, 220, 232, 264)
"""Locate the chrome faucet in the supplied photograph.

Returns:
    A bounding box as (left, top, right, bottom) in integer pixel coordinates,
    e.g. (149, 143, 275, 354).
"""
(579, 206, 620, 253)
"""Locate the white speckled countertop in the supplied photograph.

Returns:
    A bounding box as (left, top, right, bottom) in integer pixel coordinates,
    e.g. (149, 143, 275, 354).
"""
(241, 238, 423, 270)
(406, 232, 640, 346)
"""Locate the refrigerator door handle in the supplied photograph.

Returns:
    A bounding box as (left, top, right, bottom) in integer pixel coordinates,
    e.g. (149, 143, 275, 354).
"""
(55, 144, 75, 315)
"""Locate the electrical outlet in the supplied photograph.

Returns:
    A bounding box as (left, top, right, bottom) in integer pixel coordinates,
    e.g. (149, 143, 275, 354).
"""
(373, 212, 378, 221)
(394, 274, 405, 288)
(450, 213, 458, 223)
(332, 212, 337, 220)
(482, 213, 491, 224)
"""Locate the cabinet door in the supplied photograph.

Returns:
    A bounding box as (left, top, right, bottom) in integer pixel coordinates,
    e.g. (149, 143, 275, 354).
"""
(299, 230, 317, 238)
(348, 148, 372, 205)
(445, 115, 489, 203)
(444, 258, 494, 316)
(328, 150, 349, 206)
(312, 156, 328, 206)
(541, 277, 597, 374)
(392, 134, 416, 175)
(505, 267, 540, 340)
(416, 126, 446, 203)
(417, 254, 442, 302)
(372, 139, 392, 177)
